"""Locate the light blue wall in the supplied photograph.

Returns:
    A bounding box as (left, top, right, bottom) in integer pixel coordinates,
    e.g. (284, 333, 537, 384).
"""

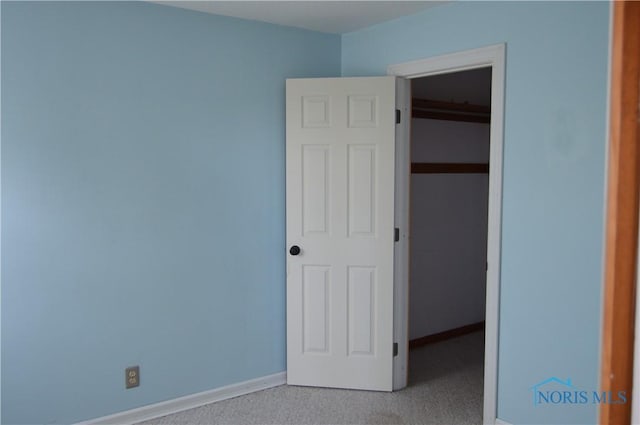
(343, 2, 609, 424)
(1, 2, 340, 423)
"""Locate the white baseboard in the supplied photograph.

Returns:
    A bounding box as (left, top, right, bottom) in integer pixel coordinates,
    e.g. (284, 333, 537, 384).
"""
(495, 419, 513, 425)
(76, 372, 287, 425)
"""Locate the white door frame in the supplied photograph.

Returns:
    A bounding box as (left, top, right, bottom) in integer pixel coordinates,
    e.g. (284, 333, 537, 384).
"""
(388, 43, 506, 425)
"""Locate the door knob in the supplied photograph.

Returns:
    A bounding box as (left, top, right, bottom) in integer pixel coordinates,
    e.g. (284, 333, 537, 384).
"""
(289, 245, 301, 256)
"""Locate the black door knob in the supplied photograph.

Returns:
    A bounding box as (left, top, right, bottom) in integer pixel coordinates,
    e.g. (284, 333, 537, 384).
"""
(289, 245, 301, 256)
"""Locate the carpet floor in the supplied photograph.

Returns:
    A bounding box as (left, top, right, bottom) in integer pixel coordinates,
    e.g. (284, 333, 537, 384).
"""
(139, 330, 484, 425)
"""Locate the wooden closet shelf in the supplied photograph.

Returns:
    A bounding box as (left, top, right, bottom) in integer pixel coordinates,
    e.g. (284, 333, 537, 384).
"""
(411, 162, 489, 174)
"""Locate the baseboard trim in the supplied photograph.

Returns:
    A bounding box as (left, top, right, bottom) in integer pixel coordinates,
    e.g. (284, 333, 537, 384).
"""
(495, 418, 513, 425)
(409, 321, 485, 349)
(76, 372, 287, 425)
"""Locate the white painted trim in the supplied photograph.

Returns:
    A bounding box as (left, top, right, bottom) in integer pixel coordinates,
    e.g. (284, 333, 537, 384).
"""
(387, 44, 504, 79)
(495, 419, 513, 425)
(388, 43, 506, 425)
(76, 372, 286, 425)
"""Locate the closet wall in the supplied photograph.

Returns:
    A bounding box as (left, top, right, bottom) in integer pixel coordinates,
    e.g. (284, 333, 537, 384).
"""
(409, 116, 490, 340)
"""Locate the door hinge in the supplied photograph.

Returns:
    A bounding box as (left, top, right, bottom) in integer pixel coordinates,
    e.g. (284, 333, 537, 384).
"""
(395, 109, 401, 124)
(394, 227, 400, 242)
(393, 342, 398, 357)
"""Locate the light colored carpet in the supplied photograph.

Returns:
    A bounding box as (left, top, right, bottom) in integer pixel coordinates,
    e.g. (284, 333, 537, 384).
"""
(139, 331, 484, 425)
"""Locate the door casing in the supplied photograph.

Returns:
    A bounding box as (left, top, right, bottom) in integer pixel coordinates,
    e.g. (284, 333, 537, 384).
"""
(388, 43, 506, 425)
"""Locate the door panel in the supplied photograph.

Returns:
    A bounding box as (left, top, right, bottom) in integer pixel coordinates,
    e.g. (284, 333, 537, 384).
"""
(302, 265, 331, 353)
(348, 266, 376, 356)
(286, 77, 396, 391)
(302, 145, 331, 236)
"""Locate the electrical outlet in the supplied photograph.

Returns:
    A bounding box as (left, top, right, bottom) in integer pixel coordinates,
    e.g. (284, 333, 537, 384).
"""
(125, 366, 140, 389)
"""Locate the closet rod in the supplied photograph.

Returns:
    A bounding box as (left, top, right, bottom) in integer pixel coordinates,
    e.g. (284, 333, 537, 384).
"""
(412, 98, 490, 124)
(412, 98, 490, 114)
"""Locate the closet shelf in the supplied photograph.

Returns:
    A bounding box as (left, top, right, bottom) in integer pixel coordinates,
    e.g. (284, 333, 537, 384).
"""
(411, 162, 489, 174)
(412, 98, 490, 124)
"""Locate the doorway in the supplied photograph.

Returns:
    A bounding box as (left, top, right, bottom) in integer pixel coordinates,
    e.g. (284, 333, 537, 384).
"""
(407, 67, 491, 418)
(408, 68, 491, 346)
(389, 44, 505, 424)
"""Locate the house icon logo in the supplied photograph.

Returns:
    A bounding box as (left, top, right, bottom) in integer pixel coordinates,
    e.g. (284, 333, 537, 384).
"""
(530, 377, 627, 406)
(530, 377, 577, 406)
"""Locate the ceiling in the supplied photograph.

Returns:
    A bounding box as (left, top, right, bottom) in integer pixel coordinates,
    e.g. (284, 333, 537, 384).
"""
(151, 1, 445, 34)
(148, 1, 490, 104)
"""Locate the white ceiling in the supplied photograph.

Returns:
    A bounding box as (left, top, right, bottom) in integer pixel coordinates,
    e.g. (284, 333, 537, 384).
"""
(151, 1, 445, 34)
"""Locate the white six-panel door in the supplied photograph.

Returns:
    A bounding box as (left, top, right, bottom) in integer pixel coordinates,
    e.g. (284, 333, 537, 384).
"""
(286, 77, 396, 391)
